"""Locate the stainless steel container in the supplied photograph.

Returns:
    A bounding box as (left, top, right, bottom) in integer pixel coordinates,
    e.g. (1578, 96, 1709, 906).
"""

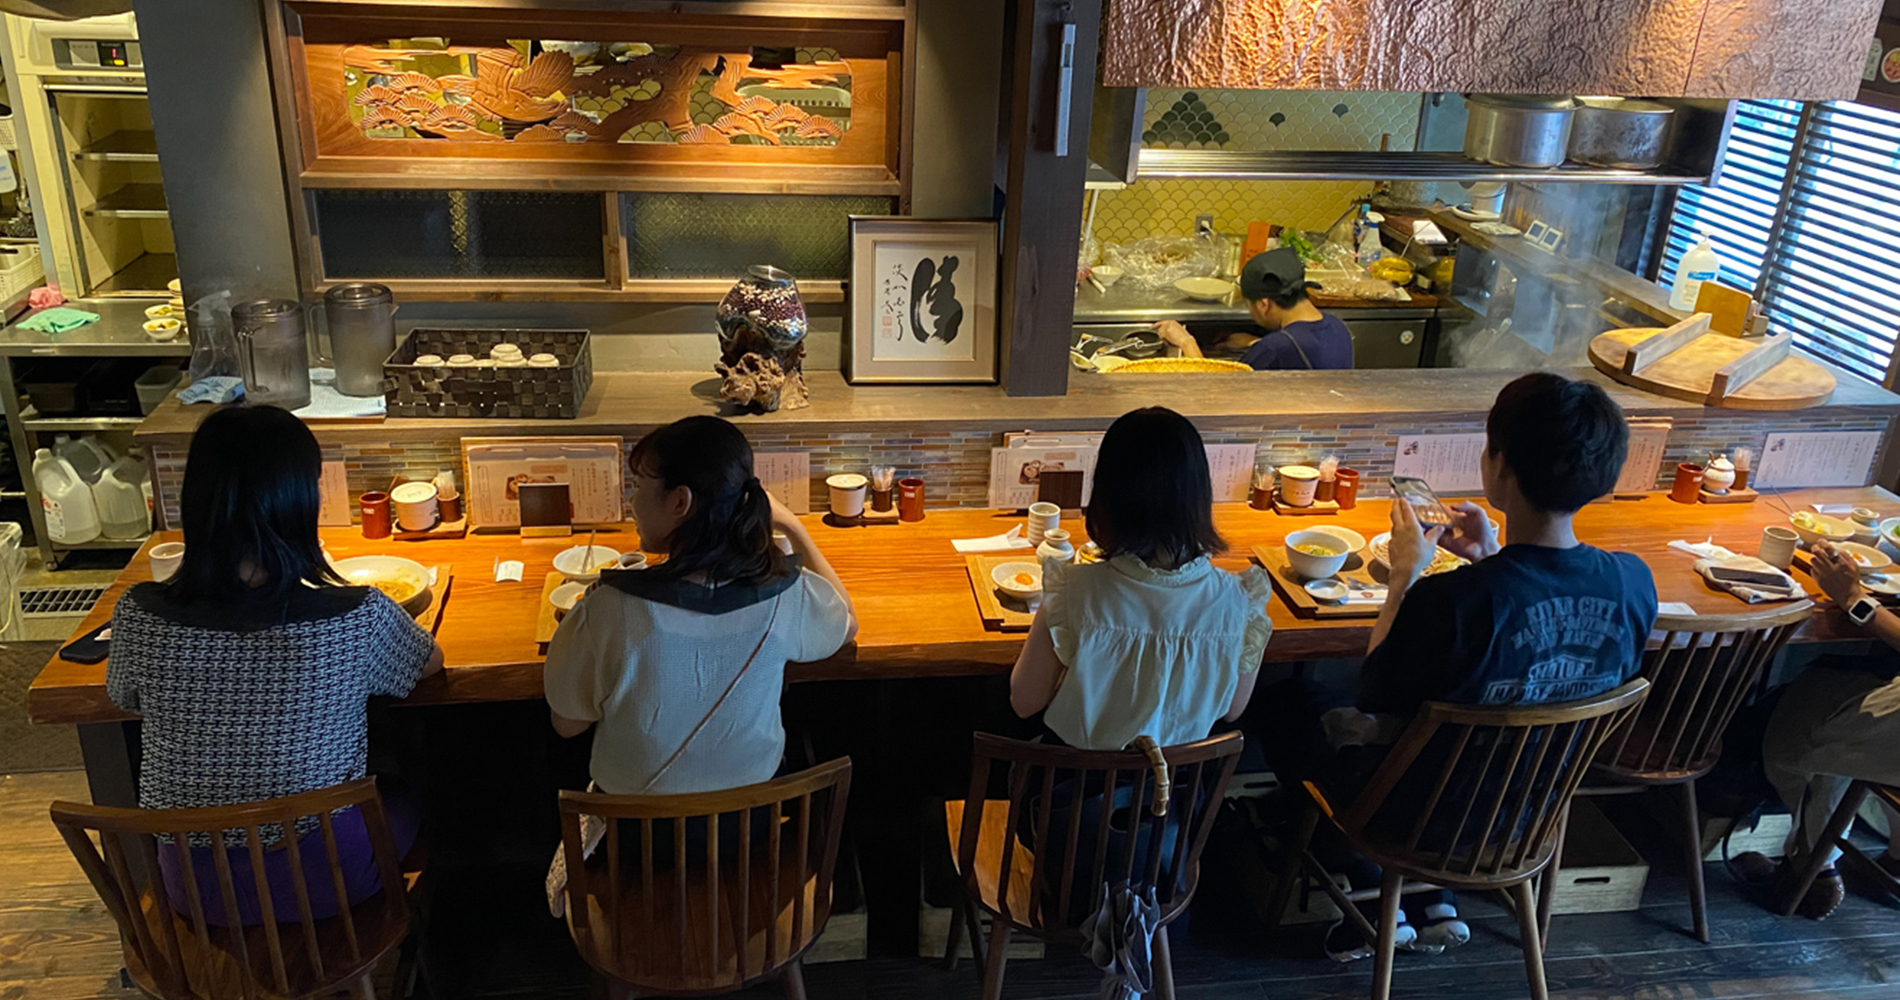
(233, 299, 312, 411)
(1462, 94, 1577, 168)
(1567, 97, 1677, 169)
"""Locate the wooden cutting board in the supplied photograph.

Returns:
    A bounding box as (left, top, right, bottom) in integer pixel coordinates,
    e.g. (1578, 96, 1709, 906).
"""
(964, 554, 1038, 632)
(1250, 546, 1383, 619)
(1589, 325, 1834, 411)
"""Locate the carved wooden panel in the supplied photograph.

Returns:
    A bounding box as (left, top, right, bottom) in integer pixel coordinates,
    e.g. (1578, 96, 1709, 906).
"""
(1102, 0, 1882, 100)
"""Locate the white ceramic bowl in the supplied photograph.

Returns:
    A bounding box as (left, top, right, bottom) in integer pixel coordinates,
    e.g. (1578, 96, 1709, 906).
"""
(1879, 517, 1900, 550)
(1091, 265, 1124, 288)
(1789, 512, 1854, 549)
(1304, 579, 1349, 603)
(1285, 530, 1349, 581)
(550, 581, 588, 621)
(554, 544, 623, 584)
(1174, 277, 1236, 302)
(991, 561, 1043, 602)
(1302, 525, 1367, 555)
(1833, 541, 1894, 578)
(331, 555, 432, 616)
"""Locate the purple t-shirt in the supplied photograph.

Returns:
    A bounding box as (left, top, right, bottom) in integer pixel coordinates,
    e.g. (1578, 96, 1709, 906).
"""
(1239, 315, 1354, 370)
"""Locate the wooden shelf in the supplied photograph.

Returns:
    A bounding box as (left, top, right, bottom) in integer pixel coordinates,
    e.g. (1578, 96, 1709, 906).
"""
(298, 161, 902, 197)
(311, 277, 846, 304)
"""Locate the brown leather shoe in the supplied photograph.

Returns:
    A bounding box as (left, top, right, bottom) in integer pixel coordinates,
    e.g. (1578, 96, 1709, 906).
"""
(1730, 851, 1779, 889)
(1796, 870, 1845, 920)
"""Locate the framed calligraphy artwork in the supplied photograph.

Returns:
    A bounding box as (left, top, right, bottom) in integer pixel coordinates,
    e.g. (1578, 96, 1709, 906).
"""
(846, 217, 997, 383)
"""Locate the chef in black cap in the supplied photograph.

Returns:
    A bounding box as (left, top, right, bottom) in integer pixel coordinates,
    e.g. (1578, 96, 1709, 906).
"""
(1156, 247, 1354, 370)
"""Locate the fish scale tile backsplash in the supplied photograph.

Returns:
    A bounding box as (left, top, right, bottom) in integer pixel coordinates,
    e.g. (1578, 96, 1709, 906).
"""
(148, 409, 1891, 528)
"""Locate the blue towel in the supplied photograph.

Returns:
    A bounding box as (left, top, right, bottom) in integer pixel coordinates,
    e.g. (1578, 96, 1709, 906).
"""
(178, 376, 245, 405)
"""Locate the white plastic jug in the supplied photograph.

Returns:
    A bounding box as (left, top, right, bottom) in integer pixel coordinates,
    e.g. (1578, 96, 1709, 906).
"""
(33, 448, 100, 545)
(94, 456, 150, 540)
(54, 434, 115, 485)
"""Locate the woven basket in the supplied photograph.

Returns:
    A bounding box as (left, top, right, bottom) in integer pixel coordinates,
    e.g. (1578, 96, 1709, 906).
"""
(1105, 357, 1252, 374)
(384, 328, 592, 419)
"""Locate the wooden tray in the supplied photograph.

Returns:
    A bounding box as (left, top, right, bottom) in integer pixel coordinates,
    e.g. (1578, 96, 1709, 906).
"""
(1271, 492, 1340, 516)
(1700, 487, 1759, 505)
(392, 516, 469, 541)
(1589, 321, 1834, 410)
(1251, 545, 1382, 619)
(535, 571, 565, 650)
(964, 554, 1038, 632)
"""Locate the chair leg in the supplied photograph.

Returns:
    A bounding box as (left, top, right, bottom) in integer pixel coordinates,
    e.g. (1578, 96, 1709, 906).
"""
(783, 959, 808, 1000)
(1538, 806, 1569, 953)
(1779, 782, 1869, 917)
(962, 894, 989, 970)
(1511, 880, 1550, 1000)
(979, 920, 1013, 1000)
(1265, 802, 1320, 938)
(943, 893, 967, 970)
(1678, 780, 1710, 943)
(1152, 924, 1176, 1000)
(1370, 870, 1404, 1000)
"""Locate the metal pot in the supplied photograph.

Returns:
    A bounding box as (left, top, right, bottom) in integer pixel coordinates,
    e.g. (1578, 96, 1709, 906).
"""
(1462, 94, 1577, 168)
(1567, 97, 1676, 169)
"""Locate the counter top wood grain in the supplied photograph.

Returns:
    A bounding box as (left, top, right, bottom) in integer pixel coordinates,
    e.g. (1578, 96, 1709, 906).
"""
(132, 366, 1900, 448)
(28, 489, 1892, 726)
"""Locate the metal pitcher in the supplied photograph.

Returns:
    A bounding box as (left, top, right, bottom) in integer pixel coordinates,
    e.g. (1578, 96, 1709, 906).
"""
(324, 282, 397, 397)
(232, 298, 312, 411)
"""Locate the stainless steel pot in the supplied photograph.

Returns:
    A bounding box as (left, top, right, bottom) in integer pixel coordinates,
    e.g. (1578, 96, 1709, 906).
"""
(1567, 97, 1676, 169)
(1462, 94, 1577, 168)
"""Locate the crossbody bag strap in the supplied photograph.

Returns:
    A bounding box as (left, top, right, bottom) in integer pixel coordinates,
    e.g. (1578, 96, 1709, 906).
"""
(1286, 330, 1316, 370)
(639, 592, 784, 793)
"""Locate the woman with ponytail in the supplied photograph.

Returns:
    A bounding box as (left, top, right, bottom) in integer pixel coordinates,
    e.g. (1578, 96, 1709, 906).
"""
(542, 416, 855, 795)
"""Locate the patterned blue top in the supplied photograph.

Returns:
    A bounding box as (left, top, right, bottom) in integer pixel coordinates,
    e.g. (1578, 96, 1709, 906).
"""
(107, 582, 435, 844)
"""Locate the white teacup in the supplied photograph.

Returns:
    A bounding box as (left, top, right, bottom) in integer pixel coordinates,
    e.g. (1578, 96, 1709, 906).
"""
(149, 541, 185, 582)
(1027, 501, 1061, 545)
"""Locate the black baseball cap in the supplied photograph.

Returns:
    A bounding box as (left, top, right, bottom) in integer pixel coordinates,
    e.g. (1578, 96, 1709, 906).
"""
(1239, 247, 1322, 301)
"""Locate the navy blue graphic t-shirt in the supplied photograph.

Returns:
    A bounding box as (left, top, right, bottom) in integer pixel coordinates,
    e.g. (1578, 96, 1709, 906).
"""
(1358, 543, 1658, 718)
(1239, 315, 1354, 371)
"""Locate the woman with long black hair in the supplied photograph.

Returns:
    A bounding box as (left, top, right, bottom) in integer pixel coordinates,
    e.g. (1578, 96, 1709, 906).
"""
(542, 415, 855, 795)
(106, 403, 442, 924)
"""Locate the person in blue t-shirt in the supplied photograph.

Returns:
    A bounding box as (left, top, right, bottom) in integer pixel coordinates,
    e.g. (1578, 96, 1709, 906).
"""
(1155, 247, 1353, 370)
(1245, 372, 1658, 964)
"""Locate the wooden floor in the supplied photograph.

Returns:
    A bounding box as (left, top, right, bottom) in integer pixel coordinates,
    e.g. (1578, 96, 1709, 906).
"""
(6, 768, 1898, 1000)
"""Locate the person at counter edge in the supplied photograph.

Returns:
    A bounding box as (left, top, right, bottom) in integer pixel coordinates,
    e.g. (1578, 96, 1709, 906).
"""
(1155, 247, 1354, 371)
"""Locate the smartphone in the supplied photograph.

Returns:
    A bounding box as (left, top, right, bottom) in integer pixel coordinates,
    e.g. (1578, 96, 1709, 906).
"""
(1390, 476, 1455, 529)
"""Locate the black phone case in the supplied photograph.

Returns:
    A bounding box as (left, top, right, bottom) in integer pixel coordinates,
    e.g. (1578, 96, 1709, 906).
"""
(59, 622, 112, 664)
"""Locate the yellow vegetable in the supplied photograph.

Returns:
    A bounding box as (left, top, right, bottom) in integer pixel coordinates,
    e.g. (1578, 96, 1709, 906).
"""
(1293, 543, 1339, 557)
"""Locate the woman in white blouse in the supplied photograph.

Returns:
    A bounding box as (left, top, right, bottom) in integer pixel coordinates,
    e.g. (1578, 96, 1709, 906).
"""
(1009, 407, 1272, 749)
(543, 416, 856, 795)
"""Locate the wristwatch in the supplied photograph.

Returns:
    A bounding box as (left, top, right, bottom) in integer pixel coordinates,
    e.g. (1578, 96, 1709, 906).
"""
(1847, 595, 1881, 626)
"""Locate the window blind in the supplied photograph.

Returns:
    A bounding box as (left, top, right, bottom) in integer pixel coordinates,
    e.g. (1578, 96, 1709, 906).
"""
(1662, 99, 1900, 386)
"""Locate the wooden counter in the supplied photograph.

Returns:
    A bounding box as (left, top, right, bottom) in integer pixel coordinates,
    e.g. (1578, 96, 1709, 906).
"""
(29, 489, 1892, 726)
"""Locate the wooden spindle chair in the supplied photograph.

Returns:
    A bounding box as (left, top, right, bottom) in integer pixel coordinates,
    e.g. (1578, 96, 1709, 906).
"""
(1548, 604, 1811, 944)
(556, 758, 852, 999)
(943, 732, 1244, 1000)
(1777, 781, 1900, 917)
(49, 778, 415, 1000)
(1270, 680, 1649, 1000)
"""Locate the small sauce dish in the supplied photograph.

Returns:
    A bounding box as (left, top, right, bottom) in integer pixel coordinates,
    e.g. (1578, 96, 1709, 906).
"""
(1304, 579, 1349, 603)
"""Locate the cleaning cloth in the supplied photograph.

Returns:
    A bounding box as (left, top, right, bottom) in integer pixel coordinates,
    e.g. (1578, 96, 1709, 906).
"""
(17, 308, 101, 334)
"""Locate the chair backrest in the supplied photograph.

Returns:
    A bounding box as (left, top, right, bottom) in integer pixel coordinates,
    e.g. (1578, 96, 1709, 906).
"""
(49, 778, 409, 1000)
(1337, 680, 1650, 887)
(557, 758, 851, 994)
(956, 732, 1244, 935)
(1600, 604, 1813, 780)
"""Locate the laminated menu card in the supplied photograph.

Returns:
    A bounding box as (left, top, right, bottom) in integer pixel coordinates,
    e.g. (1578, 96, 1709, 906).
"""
(462, 437, 624, 530)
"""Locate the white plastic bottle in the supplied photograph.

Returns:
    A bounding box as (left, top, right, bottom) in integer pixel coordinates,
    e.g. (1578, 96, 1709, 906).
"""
(93, 456, 151, 539)
(33, 448, 100, 545)
(1669, 231, 1722, 311)
(53, 434, 113, 485)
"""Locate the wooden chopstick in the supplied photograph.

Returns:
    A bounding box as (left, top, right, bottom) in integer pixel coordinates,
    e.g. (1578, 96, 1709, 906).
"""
(430, 574, 454, 637)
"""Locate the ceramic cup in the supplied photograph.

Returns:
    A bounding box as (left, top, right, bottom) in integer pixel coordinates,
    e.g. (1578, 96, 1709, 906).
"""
(149, 541, 185, 582)
(1280, 465, 1321, 507)
(898, 478, 926, 522)
(1334, 468, 1361, 510)
(1027, 501, 1061, 546)
(437, 489, 463, 523)
(827, 473, 868, 519)
(616, 552, 648, 570)
(1669, 463, 1705, 504)
(391, 481, 440, 532)
(1759, 525, 1799, 571)
(359, 491, 392, 539)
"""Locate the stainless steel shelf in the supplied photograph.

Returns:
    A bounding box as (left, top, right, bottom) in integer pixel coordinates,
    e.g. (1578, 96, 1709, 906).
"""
(51, 534, 148, 552)
(93, 252, 177, 298)
(19, 410, 145, 433)
(83, 183, 168, 218)
(1134, 149, 1713, 186)
(72, 130, 159, 163)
